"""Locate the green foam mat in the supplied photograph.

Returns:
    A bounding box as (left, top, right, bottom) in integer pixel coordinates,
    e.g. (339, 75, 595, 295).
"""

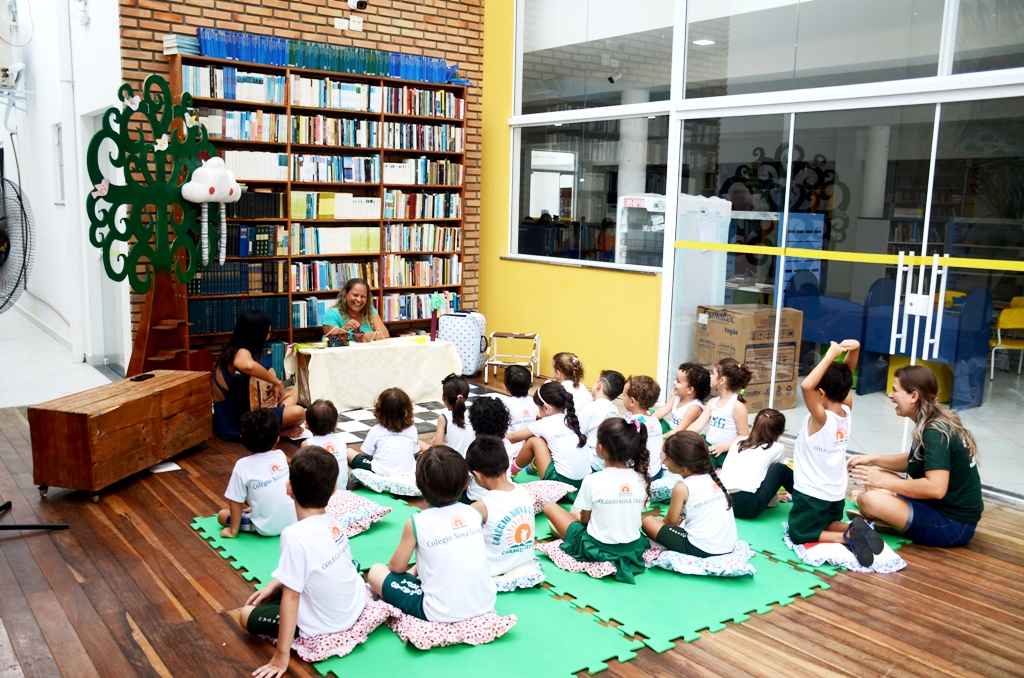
(734, 501, 910, 575)
(540, 551, 829, 653)
(314, 577, 643, 678)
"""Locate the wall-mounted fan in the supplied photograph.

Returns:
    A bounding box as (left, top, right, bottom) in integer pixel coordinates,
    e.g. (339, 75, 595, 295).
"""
(0, 163, 33, 314)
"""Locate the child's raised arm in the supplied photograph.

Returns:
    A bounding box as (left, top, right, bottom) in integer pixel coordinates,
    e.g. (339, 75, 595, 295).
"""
(387, 519, 417, 573)
(686, 407, 712, 434)
(801, 341, 846, 427)
(665, 481, 690, 526)
(653, 395, 679, 421)
(838, 339, 860, 408)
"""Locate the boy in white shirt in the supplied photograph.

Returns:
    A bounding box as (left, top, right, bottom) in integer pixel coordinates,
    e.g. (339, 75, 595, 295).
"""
(499, 365, 538, 455)
(586, 370, 624, 471)
(235, 447, 367, 677)
(218, 409, 297, 538)
(301, 399, 349, 493)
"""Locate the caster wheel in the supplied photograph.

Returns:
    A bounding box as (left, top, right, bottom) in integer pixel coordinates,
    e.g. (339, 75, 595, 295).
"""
(91, 494, 100, 504)
(38, 485, 48, 498)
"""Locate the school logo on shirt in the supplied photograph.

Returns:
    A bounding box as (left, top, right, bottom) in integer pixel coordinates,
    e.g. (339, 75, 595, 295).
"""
(710, 415, 728, 430)
(323, 443, 336, 453)
(330, 523, 343, 542)
(513, 523, 533, 544)
(493, 506, 534, 555)
(270, 463, 283, 474)
(452, 516, 466, 530)
(620, 484, 633, 495)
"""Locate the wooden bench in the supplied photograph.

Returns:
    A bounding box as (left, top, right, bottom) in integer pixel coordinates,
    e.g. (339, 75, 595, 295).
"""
(28, 370, 211, 497)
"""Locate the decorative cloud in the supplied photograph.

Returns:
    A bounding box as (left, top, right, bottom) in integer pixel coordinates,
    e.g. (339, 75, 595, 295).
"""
(181, 156, 241, 204)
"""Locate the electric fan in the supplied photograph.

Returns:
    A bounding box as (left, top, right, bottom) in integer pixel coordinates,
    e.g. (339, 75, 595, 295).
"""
(0, 171, 32, 314)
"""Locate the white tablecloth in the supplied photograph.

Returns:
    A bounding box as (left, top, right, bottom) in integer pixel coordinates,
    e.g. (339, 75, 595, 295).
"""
(291, 336, 463, 409)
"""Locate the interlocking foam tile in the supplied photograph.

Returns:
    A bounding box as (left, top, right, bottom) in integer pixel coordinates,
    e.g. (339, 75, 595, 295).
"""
(313, 580, 644, 678)
(539, 551, 830, 653)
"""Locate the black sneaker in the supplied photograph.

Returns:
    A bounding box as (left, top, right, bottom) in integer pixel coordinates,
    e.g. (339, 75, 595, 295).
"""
(850, 516, 885, 555)
(843, 523, 875, 567)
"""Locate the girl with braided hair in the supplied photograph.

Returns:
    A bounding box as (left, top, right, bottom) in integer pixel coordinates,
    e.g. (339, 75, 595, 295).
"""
(509, 381, 589, 489)
(642, 431, 738, 558)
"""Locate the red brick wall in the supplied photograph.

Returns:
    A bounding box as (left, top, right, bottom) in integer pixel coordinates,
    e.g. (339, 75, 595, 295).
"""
(119, 0, 484, 333)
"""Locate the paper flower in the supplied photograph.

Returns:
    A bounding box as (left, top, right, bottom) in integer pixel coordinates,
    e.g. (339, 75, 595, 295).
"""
(181, 157, 242, 265)
(90, 178, 109, 199)
(154, 134, 169, 152)
(123, 94, 141, 111)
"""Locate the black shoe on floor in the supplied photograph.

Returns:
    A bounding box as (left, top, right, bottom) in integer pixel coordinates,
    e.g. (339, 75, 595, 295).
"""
(843, 523, 875, 567)
(850, 516, 884, 555)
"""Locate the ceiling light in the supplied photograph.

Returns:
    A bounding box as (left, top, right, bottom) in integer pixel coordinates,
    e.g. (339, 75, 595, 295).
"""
(692, 39, 716, 47)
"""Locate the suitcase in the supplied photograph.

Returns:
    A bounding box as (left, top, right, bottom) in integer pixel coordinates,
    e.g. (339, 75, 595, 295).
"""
(438, 311, 488, 376)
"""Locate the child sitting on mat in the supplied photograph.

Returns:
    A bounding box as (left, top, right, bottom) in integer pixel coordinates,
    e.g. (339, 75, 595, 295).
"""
(642, 431, 737, 558)
(542, 418, 650, 583)
(585, 370, 625, 471)
(218, 409, 296, 538)
(467, 436, 540, 581)
(689, 358, 752, 467)
(429, 374, 474, 456)
(367, 446, 497, 622)
(621, 376, 664, 479)
(347, 388, 418, 480)
(553, 351, 593, 415)
(790, 339, 882, 567)
(498, 365, 538, 457)
(720, 408, 792, 519)
(302, 398, 348, 492)
(466, 397, 515, 501)
(509, 381, 590, 489)
(653, 362, 710, 434)
(236, 447, 366, 676)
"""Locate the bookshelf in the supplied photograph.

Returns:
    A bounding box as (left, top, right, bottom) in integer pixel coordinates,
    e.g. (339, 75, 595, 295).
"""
(169, 53, 467, 346)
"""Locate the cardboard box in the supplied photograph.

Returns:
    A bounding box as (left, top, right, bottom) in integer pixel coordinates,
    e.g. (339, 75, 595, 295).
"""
(694, 304, 804, 410)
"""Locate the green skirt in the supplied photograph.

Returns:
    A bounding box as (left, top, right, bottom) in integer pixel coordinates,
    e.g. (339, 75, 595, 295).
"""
(561, 522, 648, 584)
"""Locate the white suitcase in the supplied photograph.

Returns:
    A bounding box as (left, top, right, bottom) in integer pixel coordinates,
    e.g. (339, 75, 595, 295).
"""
(438, 311, 487, 376)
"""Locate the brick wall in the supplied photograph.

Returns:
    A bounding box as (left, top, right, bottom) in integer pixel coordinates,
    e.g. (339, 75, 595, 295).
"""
(119, 0, 484, 333)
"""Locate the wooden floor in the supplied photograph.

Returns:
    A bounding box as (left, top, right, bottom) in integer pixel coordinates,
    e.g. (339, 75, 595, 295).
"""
(1, 404, 1023, 677)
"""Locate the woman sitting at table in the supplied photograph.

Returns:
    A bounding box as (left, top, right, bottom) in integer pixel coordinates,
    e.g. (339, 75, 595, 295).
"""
(212, 310, 306, 441)
(849, 364, 983, 547)
(322, 278, 389, 343)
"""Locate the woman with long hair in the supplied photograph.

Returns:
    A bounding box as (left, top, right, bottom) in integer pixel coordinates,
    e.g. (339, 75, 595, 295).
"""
(322, 278, 389, 342)
(849, 365, 983, 547)
(212, 310, 306, 440)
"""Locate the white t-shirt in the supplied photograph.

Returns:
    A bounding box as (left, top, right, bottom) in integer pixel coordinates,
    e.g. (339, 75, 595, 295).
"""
(224, 450, 297, 536)
(413, 503, 496, 622)
(480, 485, 537, 576)
(360, 424, 419, 477)
(705, 394, 740, 447)
(527, 414, 590, 481)
(624, 412, 664, 478)
(679, 474, 737, 555)
(794, 406, 851, 502)
(585, 398, 619, 470)
(465, 438, 516, 502)
(304, 433, 350, 492)
(441, 409, 475, 456)
(500, 394, 538, 455)
(561, 379, 593, 416)
(572, 467, 646, 544)
(668, 399, 704, 430)
(272, 513, 367, 638)
(720, 439, 786, 494)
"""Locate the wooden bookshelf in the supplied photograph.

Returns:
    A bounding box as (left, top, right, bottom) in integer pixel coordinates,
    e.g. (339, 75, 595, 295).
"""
(171, 53, 467, 342)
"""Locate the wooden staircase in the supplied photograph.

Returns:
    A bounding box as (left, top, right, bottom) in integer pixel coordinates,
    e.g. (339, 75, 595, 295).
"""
(127, 271, 211, 375)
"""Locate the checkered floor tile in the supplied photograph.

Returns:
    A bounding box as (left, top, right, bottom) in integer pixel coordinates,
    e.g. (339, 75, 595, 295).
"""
(328, 383, 503, 444)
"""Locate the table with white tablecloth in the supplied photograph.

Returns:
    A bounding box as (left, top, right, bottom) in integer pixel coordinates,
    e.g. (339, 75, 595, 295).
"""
(289, 336, 463, 410)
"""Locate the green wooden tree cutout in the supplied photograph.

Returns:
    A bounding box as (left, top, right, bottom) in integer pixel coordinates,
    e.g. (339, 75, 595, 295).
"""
(85, 74, 217, 293)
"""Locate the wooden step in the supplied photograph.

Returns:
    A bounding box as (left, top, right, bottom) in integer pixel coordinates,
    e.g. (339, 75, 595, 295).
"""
(152, 319, 186, 331)
(148, 349, 186, 363)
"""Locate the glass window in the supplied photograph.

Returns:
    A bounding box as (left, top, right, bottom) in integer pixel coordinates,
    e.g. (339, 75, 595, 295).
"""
(520, 0, 674, 114)
(515, 115, 669, 266)
(953, 0, 1024, 74)
(684, 0, 942, 98)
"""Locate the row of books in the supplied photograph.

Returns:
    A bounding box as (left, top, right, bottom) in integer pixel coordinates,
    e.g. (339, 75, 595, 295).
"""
(194, 29, 462, 85)
(163, 34, 198, 56)
(383, 191, 461, 220)
(181, 65, 286, 104)
(225, 151, 289, 180)
(291, 261, 380, 293)
(382, 159, 463, 186)
(187, 261, 288, 295)
(292, 154, 381, 184)
(226, 225, 289, 257)
(292, 116, 379, 148)
(199, 109, 287, 143)
(290, 225, 381, 255)
(382, 122, 464, 153)
(383, 87, 464, 119)
(227, 190, 285, 218)
(384, 224, 461, 253)
(290, 77, 383, 112)
(292, 296, 337, 329)
(189, 297, 289, 335)
(290, 191, 381, 220)
(381, 291, 460, 321)
(383, 254, 461, 288)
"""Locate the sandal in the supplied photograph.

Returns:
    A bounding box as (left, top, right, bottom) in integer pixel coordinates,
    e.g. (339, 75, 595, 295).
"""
(849, 516, 884, 555)
(843, 522, 875, 567)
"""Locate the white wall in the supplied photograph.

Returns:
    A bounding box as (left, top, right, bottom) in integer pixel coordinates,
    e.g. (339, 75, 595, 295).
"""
(2, 0, 125, 367)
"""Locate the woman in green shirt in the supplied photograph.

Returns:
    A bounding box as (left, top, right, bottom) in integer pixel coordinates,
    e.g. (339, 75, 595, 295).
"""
(849, 365, 982, 547)
(322, 277, 389, 342)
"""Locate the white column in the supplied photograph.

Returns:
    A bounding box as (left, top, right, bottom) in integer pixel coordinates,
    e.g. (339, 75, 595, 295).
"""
(617, 88, 651, 198)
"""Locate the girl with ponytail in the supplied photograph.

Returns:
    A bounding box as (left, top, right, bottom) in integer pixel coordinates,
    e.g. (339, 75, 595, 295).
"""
(689, 358, 752, 467)
(642, 431, 738, 558)
(509, 381, 589, 489)
(553, 351, 593, 413)
(541, 418, 651, 583)
(431, 374, 475, 456)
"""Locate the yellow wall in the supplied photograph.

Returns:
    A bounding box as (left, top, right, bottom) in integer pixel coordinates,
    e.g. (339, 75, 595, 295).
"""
(479, 0, 663, 381)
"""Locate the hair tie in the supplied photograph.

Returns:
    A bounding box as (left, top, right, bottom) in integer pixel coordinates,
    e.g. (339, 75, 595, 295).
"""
(456, 394, 464, 401)
(633, 419, 642, 432)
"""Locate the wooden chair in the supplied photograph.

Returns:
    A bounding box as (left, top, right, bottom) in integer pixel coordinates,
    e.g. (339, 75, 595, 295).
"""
(483, 332, 540, 384)
(990, 307, 1024, 380)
